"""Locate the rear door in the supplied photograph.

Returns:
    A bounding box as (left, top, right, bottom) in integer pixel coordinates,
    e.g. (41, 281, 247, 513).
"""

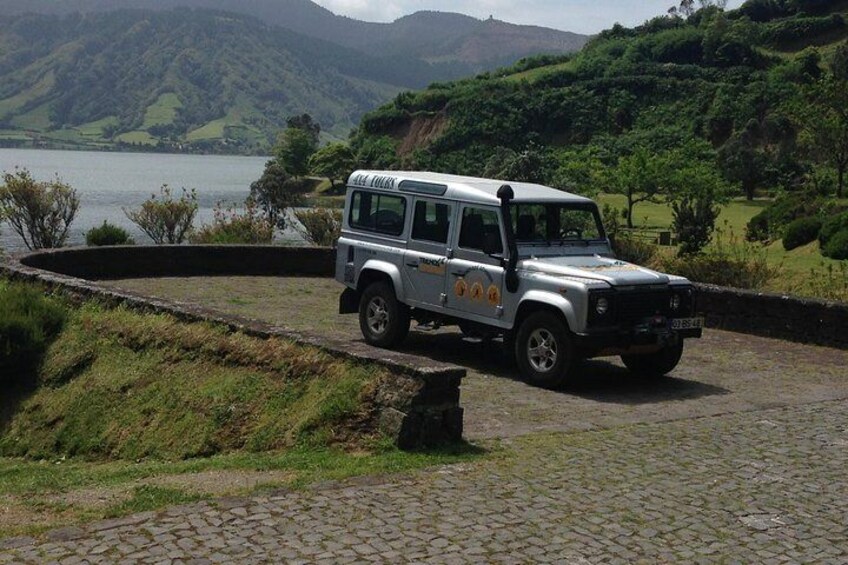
(402, 198, 455, 310)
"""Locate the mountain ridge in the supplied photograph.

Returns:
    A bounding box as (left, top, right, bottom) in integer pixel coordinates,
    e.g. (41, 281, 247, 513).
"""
(0, 0, 588, 67)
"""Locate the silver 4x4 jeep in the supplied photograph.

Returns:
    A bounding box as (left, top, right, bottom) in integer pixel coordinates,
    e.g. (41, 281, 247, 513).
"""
(336, 170, 703, 389)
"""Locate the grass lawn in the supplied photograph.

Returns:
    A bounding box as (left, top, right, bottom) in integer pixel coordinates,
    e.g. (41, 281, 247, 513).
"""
(596, 194, 848, 299)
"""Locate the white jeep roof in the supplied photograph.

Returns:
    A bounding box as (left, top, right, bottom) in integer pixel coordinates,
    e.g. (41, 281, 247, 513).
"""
(348, 170, 594, 206)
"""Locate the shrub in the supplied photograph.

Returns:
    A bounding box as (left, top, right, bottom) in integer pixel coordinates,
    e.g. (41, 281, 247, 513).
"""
(612, 234, 657, 265)
(822, 229, 848, 260)
(654, 231, 780, 289)
(819, 212, 848, 248)
(672, 196, 719, 256)
(294, 208, 342, 247)
(124, 185, 197, 244)
(0, 282, 66, 381)
(782, 217, 822, 251)
(190, 200, 274, 244)
(745, 192, 824, 243)
(0, 168, 80, 250)
(85, 221, 134, 246)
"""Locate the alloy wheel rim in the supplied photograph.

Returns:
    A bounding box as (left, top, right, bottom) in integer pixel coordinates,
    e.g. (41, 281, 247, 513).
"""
(367, 297, 389, 335)
(528, 328, 558, 373)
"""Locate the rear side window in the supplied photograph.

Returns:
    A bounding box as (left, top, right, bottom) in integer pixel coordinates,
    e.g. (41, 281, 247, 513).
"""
(350, 191, 407, 236)
(412, 200, 452, 244)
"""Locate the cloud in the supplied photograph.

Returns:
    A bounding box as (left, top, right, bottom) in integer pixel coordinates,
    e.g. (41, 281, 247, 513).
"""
(313, 0, 746, 34)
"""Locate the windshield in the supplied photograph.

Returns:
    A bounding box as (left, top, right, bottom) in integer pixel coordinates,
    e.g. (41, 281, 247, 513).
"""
(511, 203, 605, 245)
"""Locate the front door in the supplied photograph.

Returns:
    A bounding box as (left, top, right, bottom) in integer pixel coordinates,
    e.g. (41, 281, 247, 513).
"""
(402, 198, 455, 309)
(445, 205, 505, 320)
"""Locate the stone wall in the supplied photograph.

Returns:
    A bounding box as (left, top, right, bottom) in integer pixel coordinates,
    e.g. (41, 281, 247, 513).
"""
(19, 245, 336, 279)
(2, 247, 463, 450)
(695, 283, 848, 350)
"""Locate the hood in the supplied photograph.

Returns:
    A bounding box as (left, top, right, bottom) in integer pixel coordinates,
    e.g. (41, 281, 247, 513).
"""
(519, 254, 670, 286)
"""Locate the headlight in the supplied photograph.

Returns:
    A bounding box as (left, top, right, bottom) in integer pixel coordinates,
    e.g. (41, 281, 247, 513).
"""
(596, 297, 610, 315)
(670, 294, 681, 310)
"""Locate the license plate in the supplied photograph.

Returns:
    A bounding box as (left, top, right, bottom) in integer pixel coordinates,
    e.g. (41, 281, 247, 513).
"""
(671, 317, 704, 330)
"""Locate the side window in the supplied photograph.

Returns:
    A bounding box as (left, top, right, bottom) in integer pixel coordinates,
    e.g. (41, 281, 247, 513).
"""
(412, 200, 452, 244)
(349, 191, 407, 236)
(458, 207, 503, 254)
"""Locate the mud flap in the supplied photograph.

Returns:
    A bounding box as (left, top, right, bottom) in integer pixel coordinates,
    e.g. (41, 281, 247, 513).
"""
(339, 288, 360, 314)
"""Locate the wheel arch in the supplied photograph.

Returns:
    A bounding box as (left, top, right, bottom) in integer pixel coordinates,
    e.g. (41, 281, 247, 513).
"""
(357, 261, 404, 302)
(514, 291, 578, 334)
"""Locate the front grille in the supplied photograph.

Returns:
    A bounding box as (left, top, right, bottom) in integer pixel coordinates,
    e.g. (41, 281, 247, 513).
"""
(615, 289, 670, 323)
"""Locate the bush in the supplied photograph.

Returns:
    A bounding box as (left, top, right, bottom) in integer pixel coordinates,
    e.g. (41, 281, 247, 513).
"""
(612, 234, 657, 265)
(819, 212, 848, 248)
(0, 282, 66, 380)
(672, 196, 719, 256)
(822, 229, 848, 260)
(85, 221, 134, 246)
(745, 192, 824, 243)
(0, 168, 80, 250)
(190, 200, 274, 244)
(782, 217, 822, 251)
(654, 232, 780, 289)
(124, 185, 197, 244)
(294, 208, 342, 247)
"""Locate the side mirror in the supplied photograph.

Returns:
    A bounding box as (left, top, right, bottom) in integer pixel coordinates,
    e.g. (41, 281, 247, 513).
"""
(482, 232, 503, 256)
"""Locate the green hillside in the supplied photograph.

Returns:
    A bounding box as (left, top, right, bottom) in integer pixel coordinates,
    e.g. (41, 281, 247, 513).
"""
(0, 9, 448, 154)
(351, 0, 848, 197)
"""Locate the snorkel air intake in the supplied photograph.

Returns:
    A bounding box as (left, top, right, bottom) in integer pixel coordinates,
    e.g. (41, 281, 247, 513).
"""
(498, 184, 519, 293)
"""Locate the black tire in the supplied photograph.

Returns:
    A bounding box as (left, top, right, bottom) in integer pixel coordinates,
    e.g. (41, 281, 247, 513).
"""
(621, 340, 684, 378)
(359, 281, 410, 348)
(514, 311, 576, 389)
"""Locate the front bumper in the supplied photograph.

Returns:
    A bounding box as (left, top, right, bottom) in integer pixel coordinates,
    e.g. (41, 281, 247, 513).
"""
(575, 317, 702, 354)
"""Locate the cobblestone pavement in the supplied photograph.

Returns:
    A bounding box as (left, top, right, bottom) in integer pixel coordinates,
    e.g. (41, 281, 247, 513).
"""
(107, 277, 848, 440)
(5, 277, 843, 562)
(3, 399, 848, 563)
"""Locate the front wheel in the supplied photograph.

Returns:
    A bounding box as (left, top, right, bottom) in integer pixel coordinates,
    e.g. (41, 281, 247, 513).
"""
(621, 340, 684, 378)
(514, 311, 576, 389)
(359, 281, 410, 348)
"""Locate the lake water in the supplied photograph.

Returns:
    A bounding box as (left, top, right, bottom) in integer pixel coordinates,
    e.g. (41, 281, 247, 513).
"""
(0, 148, 276, 251)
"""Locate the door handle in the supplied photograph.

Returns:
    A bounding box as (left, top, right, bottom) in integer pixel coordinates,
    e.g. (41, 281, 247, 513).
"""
(406, 262, 418, 268)
(451, 271, 465, 277)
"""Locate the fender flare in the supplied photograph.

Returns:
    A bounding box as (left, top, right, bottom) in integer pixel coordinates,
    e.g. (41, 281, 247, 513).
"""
(517, 290, 579, 332)
(358, 259, 406, 302)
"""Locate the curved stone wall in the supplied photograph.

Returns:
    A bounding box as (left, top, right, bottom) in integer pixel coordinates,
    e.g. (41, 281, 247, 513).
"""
(7, 245, 848, 352)
(19, 245, 336, 280)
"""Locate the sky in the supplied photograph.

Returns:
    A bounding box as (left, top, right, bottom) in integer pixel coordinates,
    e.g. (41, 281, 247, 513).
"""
(313, 0, 747, 35)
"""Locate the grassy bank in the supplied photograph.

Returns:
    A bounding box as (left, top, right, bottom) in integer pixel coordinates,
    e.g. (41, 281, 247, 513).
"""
(0, 284, 481, 537)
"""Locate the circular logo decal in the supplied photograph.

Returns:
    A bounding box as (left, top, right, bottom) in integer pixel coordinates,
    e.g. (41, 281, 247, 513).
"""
(487, 284, 501, 306)
(454, 279, 468, 298)
(470, 282, 484, 302)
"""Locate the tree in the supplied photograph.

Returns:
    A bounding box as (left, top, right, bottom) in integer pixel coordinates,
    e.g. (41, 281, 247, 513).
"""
(482, 144, 555, 185)
(309, 143, 355, 193)
(249, 159, 310, 230)
(124, 185, 197, 244)
(0, 169, 80, 250)
(602, 147, 664, 228)
(275, 114, 321, 178)
(718, 125, 768, 200)
(795, 76, 848, 198)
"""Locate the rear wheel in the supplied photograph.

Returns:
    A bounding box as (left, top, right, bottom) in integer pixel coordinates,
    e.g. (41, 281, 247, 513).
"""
(621, 340, 684, 378)
(359, 281, 410, 348)
(514, 311, 575, 389)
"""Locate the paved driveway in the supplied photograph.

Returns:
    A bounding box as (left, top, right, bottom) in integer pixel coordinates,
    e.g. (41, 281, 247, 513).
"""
(2, 276, 846, 563)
